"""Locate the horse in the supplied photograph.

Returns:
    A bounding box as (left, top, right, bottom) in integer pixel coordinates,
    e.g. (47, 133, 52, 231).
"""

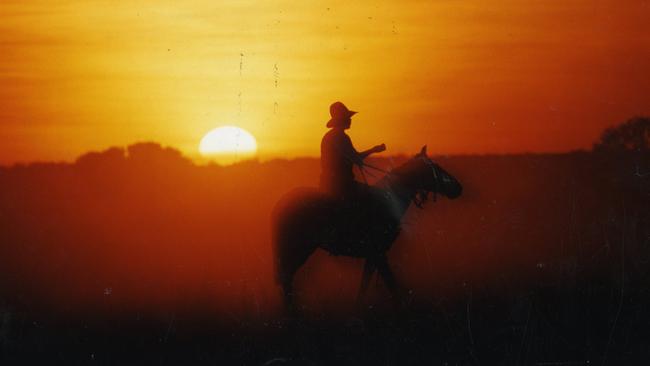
(271, 146, 462, 311)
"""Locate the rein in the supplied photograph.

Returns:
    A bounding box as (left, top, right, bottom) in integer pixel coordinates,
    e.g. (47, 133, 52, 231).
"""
(358, 158, 442, 209)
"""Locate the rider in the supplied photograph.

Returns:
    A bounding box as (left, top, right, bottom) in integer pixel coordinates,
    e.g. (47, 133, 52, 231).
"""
(320, 101, 386, 199)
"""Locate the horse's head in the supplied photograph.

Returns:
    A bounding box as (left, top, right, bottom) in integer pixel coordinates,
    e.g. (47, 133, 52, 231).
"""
(396, 146, 463, 202)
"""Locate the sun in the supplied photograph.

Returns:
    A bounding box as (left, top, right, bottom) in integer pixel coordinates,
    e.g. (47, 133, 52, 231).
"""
(199, 126, 257, 163)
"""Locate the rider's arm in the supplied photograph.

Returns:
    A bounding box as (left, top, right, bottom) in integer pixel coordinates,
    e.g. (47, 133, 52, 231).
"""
(357, 144, 386, 161)
(357, 147, 378, 160)
(340, 134, 385, 165)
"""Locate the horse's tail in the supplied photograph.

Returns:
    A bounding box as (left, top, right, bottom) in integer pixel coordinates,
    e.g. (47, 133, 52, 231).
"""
(271, 211, 287, 286)
(271, 188, 321, 287)
(270, 191, 302, 286)
(272, 210, 309, 287)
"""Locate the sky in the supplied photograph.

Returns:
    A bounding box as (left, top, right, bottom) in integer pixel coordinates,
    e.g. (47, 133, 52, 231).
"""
(1, 0, 649, 164)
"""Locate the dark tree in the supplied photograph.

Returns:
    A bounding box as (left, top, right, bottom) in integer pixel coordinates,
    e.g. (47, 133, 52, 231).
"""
(593, 116, 650, 153)
(75, 146, 126, 170)
(127, 142, 192, 166)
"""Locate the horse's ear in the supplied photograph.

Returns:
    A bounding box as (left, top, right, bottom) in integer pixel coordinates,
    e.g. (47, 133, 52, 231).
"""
(419, 145, 427, 156)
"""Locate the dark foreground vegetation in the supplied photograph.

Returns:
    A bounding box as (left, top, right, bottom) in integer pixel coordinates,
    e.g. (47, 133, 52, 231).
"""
(1, 143, 648, 365)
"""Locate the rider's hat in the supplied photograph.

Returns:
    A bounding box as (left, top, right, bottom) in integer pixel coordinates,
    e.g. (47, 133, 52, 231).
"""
(326, 101, 357, 128)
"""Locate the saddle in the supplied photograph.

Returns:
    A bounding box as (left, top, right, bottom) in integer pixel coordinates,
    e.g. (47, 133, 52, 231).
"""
(318, 185, 399, 257)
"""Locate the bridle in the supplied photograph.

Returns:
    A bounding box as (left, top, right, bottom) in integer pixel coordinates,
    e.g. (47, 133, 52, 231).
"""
(411, 156, 443, 208)
(359, 156, 443, 209)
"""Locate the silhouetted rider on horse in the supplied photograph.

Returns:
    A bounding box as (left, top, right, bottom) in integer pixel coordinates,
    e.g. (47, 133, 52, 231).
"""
(320, 101, 386, 200)
(274, 102, 462, 310)
(272, 101, 462, 310)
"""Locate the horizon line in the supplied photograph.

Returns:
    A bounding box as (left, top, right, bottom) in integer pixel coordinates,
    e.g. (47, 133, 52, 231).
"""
(1, 149, 600, 169)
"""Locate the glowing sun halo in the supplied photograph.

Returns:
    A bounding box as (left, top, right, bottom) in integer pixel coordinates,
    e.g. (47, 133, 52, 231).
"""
(199, 126, 257, 160)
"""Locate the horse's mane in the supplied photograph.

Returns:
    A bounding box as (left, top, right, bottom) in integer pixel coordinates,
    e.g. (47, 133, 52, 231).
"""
(373, 156, 424, 189)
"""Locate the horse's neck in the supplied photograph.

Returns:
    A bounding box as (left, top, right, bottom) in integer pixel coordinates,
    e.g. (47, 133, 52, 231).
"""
(376, 175, 415, 220)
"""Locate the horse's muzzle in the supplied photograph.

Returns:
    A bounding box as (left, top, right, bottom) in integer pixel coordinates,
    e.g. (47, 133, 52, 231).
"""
(445, 183, 462, 199)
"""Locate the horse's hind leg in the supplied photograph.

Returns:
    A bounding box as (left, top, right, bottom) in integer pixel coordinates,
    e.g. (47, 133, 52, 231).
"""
(356, 258, 377, 308)
(278, 260, 300, 315)
(281, 277, 296, 315)
(276, 238, 317, 314)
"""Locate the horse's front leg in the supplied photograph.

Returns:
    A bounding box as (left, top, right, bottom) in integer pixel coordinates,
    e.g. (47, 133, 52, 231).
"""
(356, 258, 377, 307)
(375, 255, 403, 307)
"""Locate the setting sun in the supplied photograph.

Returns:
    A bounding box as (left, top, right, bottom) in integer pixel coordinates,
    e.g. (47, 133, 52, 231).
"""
(199, 126, 257, 163)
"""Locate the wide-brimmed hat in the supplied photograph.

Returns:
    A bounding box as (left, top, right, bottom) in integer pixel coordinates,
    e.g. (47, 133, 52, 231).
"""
(326, 101, 357, 128)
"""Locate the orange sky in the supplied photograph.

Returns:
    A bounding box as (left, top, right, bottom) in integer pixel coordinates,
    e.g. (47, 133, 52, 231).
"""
(1, 0, 649, 164)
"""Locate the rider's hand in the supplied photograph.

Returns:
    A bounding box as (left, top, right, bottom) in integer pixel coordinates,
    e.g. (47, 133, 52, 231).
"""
(374, 144, 386, 153)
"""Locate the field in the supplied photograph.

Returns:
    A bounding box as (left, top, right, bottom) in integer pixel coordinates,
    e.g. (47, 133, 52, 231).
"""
(1, 145, 648, 364)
